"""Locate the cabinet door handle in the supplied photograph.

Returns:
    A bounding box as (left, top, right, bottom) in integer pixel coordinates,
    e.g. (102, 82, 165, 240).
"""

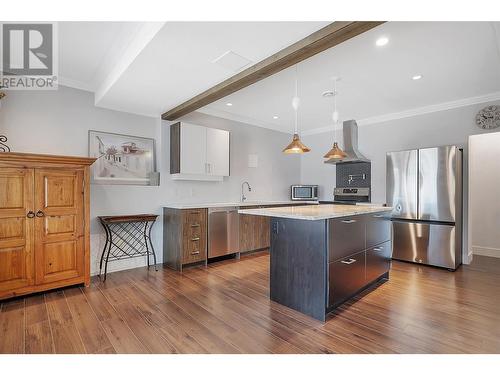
(341, 219, 356, 224)
(191, 251, 200, 255)
(36, 210, 45, 217)
(373, 247, 383, 252)
(341, 258, 357, 265)
(191, 237, 200, 241)
(373, 215, 384, 218)
(27, 211, 35, 218)
(190, 223, 200, 227)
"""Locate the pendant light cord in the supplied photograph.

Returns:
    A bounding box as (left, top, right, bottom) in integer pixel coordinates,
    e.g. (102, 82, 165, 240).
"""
(333, 80, 337, 121)
(294, 65, 299, 134)
(332, 78, 338, 140)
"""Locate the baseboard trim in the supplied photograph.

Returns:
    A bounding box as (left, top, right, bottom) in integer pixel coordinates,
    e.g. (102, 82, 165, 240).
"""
(473, 246, 500, 258)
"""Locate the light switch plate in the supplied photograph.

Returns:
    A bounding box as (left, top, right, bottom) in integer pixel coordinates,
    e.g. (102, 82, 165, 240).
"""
(248, 154, 258, 168)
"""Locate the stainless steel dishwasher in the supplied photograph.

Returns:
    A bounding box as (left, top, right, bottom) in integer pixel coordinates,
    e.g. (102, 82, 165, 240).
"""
(208, 206, 240, 259)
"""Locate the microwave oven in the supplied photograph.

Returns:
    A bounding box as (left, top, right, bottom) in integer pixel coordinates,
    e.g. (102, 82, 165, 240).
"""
(291, 185, 319, 201)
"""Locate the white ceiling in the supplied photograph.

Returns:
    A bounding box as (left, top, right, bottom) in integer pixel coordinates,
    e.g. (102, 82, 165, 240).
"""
(59, 22, 147, 91)
(199, 22, 500, 134)
(57, 22, 500, 134)
(57, 22, 329, 116)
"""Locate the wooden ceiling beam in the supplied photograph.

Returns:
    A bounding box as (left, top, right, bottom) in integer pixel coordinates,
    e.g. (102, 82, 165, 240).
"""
(161, 21, 385, 121)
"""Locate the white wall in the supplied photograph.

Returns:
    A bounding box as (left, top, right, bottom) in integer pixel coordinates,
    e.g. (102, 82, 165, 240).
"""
(0, 86, 300, 274)
(300, 100, 500, 262)
(469, 132, 500, 258)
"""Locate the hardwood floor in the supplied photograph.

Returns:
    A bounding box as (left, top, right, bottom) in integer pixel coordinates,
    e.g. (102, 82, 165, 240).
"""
(1, 252, 500, 354)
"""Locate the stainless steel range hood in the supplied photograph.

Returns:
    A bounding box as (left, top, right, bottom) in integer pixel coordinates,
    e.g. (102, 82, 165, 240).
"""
(325, 119, 370, 164)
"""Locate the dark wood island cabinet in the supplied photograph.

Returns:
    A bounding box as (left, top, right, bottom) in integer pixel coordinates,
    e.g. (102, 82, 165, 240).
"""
(238, 205, 393, 321)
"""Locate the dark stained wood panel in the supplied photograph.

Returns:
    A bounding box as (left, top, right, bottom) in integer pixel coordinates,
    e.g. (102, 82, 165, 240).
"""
(170, 122, 181, 174)
(270, 218, 328, 321)
(2, 253, 500, 353)
(162, 21, 385, 120)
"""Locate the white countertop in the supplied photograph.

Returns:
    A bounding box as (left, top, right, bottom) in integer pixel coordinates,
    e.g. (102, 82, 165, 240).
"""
(164, 201, 319, 209)
(238, 204, 392, 220)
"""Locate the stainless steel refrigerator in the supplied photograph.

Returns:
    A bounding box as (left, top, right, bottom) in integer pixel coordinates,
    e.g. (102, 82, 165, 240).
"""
(386, 145, 463, 270)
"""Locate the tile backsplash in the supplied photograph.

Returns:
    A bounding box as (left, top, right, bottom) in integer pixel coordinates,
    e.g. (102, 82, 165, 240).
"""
(336, 162, 371, 188)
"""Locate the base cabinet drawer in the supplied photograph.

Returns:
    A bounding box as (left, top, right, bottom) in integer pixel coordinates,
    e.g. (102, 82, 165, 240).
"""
(328, 251, 365, 307)
(163, 208, 207, 270)
(366, 241, 391, 282)
(328, 216, 366, 262)
(182, 209, 207, 264)
(366, 214, 391, 248)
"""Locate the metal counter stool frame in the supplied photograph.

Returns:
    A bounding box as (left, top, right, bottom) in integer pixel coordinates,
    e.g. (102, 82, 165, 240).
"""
(98, 214, 159, 281)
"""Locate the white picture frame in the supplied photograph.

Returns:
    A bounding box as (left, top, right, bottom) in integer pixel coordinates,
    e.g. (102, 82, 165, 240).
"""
(88, 130, 157, 185)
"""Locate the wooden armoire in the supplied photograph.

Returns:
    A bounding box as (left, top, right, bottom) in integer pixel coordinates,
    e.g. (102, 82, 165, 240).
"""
(0, 152, 95, 300)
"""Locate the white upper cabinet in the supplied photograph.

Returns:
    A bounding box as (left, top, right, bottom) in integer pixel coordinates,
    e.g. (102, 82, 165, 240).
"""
(206, 127, 230, 177)
(180, 123, 207, 175)
(170, 122, 230, 181)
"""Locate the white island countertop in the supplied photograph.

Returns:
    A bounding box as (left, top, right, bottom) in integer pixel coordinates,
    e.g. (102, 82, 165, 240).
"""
(238, 204, 392, 221)
(164, 201, 318, 209)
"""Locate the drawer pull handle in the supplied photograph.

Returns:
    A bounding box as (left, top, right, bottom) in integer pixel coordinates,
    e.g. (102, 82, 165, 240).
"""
(341, 258, 357, 265)
(191, 237, 200, 241)
(190, 224, 200, 227)
(373, 247, 383, 252)
(373, 215, 384, 218)
(341, 219, 356, 224)
(191, 251, 200, 255)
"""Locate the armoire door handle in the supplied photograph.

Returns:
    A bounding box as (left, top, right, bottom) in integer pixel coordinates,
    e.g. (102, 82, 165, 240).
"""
(27, 211, 35, 218)
(36, 210, 45, 217)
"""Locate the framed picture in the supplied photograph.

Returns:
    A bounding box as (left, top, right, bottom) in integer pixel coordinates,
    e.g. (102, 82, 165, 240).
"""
(88, 130, 157, 185)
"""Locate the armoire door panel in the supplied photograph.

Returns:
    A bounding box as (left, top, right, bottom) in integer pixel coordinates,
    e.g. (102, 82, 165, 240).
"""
(34, 169, 84, 285)
(0, 176, 24, 209)
(43, 215, 76, 241)
(0, 247, 27, 283)
(0, 168, 34, 293)
(0, 217, 25, 241)
(43, 175, 77, 209)
(43, 240, 78, 273)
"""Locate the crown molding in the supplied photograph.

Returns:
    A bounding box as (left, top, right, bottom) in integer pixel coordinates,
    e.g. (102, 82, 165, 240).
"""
(301, 91, 500, 136)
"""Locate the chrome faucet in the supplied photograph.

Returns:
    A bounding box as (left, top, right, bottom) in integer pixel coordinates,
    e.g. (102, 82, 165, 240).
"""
(241, 181, 252, 202)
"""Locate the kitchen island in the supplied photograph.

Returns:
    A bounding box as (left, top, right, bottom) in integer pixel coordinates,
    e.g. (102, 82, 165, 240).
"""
(238, 204, 393, 321)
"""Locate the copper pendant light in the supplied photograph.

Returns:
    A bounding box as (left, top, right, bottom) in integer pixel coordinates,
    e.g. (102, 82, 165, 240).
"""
(283, 66, 310, 154)
(323, 77, 347, 160)
(283, 133, 311, 154)
(323, 141, 347, 159)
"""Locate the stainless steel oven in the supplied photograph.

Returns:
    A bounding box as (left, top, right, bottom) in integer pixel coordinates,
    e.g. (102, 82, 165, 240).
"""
(291, 185, 318, 201)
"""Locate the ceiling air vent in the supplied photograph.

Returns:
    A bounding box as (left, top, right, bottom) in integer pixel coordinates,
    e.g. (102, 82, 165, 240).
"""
(212, 50, 253, 72)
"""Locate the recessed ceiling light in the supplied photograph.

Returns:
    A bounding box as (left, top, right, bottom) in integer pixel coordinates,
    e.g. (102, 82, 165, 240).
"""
(226, 102, 233, 106)
(412, 75, 423, 80)
(375, 37, 389, 47)
(273, 115, 279, 119)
